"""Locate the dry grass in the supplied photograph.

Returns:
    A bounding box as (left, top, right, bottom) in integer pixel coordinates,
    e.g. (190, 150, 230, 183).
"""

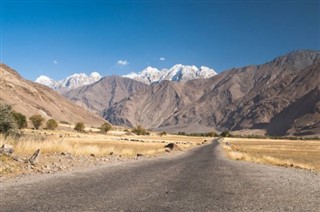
(1, 129, 208, 158)
(222, 137, 320, 171)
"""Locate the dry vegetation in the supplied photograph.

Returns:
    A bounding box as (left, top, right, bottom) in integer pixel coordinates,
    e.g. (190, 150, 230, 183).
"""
(0, 128, 208, 178)
(2, 129, 205, 157)
(222, 137, 320, 171)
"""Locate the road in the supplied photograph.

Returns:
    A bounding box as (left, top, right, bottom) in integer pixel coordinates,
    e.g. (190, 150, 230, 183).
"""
(1, 140, 319, 211)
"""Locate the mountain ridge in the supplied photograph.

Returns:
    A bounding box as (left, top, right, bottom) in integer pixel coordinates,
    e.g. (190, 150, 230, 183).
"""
(104, 49, 320, 136)
(0, 64, 104, 126)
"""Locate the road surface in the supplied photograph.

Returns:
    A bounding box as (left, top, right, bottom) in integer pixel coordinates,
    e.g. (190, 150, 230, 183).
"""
(1, 140, 319, 211)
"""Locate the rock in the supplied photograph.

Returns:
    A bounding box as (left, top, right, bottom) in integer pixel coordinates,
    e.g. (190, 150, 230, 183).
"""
(1, 144, 14, 154)
(137, 153, 143, 157)
(164, 143, 177, 150)
(165, 148, 171, 153)
(28, 149, 41, 166)
(90, 153, 95, 157)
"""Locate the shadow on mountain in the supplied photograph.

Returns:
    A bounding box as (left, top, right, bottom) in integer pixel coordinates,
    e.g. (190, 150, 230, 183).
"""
(267, 86, 320, 136)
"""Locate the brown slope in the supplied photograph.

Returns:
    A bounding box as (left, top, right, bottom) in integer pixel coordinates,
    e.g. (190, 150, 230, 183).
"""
(104, 50, 320, 135)
(0, 64, 104, 126)
(164, 50, 320, 134)
(104, 79, 209, 128)
(63, 76, 148, 115)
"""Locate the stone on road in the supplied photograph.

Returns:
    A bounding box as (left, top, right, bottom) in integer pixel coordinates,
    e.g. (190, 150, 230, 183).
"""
(0, 141, 319, 211)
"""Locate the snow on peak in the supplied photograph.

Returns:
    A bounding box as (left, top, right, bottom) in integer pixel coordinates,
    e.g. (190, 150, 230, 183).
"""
(35, 75, 57, 87)
(123, 65, 217, 84)
(90, 72, 101, 78)
(35, 71, 102, 92)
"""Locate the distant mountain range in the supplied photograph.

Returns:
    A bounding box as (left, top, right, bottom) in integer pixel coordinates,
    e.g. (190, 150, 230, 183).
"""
(3, 49, 319, 136)
(103, 50, 320, 136)
(123, 65, 217, 84)
(35, 64, 217, 92)
(36, 72, 102, 92)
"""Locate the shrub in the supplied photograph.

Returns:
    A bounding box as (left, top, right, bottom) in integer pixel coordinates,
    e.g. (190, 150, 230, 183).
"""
(220, 131, 232, 137)
(11, 111, 27, 129)
(74, 122, 85, 132)
(207, 131, 217, 137)
(29, 114, 45, 130)
(132, 125, 149, 135)
(46, 119, 58, 130)
(100, 122, 112, 134)
(0, 104, 17, 134)
(159, 131, 167, 136)
(60, 121, 70, 125)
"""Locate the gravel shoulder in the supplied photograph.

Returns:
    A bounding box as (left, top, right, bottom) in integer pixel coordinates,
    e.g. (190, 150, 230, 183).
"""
(1, 140, 319, 211)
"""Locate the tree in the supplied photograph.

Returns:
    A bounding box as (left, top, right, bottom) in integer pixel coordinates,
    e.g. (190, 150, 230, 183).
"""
(0, 104, 17, 134)
(220, 131, 232, 137)
(29, 114, 45, 130)
(100, 122, 112, 134)
(159, 131, 167, 136)
(74, 122, 85, 132)
(11, 111, 27, 129)
(46, 119, 58, 130)
(132, 125, 149, 135)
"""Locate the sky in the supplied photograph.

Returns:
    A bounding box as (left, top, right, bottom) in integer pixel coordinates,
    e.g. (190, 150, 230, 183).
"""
(1, 0, 319, 81)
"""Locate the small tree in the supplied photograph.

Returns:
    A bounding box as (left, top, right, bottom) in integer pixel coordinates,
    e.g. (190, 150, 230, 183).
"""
(132, 125, 149, 135)
(46, 119, 58, 130)
(220, 131, 232, 137)
(0, 104, 17, 134)
(207, 131, 217, 137)
(11, 111, 27, 129)
(74, 122, 85, 132)
(100, 122, 112, 134)
(29, 114, 45, 130)
(159, 131, 167, 136)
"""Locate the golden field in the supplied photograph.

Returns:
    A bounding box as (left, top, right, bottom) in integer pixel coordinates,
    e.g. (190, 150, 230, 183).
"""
(1, 128, 207, 158)
(0, 128, 209, 177)
(222, 137, 320, 171)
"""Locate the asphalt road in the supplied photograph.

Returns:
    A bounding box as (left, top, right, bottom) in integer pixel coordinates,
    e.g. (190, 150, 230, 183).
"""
(1, 140, 319, 211)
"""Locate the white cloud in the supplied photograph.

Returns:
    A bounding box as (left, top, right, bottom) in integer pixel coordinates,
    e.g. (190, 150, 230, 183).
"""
(159, 57, 165, 61)
(53, 60, 58, 65)
(117, 60, 129, 66)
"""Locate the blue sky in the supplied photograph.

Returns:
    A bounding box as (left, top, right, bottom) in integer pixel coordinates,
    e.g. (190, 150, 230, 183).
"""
(1, 0, 319, 81)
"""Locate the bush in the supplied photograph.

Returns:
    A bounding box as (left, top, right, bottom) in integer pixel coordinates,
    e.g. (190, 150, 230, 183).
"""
(132, 125, 149, 135)
(207, 131, 217, 137)
(74, 122, 85, 132)
(159, 131, 167, 136)
(29, 114, 45, 130)
(46, 119, 58, 130)
(100, 122, 112, 134)
(60, 120, 70, 125)
(0, 104, 17, 134)
(178, 132, 186, 136)
(220, 131, 232, 137)
(11, 111, 27, 129)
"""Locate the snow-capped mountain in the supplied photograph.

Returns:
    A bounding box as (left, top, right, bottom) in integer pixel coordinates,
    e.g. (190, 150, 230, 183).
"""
(35, 72, 102, 92)
(35, 75, 57, 88)
(123, 65, 217, 84)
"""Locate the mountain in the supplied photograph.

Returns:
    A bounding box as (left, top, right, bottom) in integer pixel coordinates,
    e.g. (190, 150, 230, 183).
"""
(35, 72, 102, 92)
(63, 76, 149, 115)
(104, 50, 320, 136)
(0, 64, 104, 126)
(123, 65, 217, 84)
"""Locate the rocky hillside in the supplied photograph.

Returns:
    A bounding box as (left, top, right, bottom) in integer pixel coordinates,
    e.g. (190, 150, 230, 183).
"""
(104, 50, 320, 136)
(63, 76, 149, 115)
(0, 64, 104, 126)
